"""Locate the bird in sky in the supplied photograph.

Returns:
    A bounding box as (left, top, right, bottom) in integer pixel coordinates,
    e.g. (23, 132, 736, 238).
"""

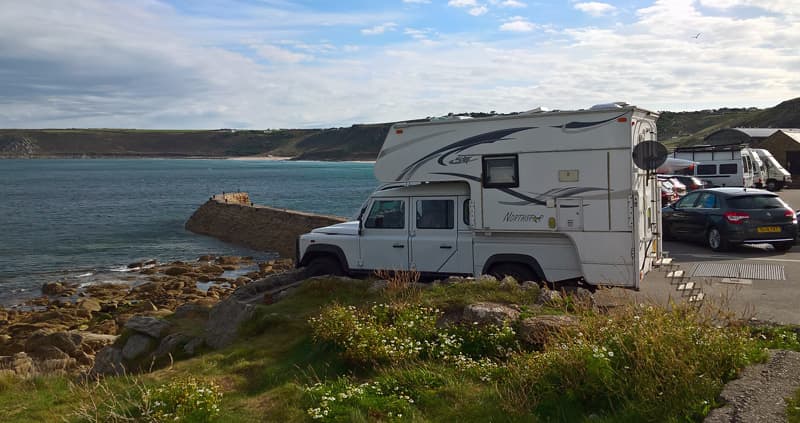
(692, 32, 701, 39)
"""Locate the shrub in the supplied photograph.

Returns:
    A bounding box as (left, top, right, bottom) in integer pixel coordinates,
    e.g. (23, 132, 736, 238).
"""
(500, 302, 765, 421)
(751, 325, 800, 351)
(788, 387, 800, 423)
(304, 377, 415, 421)
(141, 377, 223, 422)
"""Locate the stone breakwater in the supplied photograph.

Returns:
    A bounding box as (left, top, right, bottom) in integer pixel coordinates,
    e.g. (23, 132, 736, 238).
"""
(185, 192, 346, 258)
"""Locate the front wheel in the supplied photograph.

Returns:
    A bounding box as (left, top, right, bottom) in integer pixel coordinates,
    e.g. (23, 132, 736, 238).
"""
(305, 256, 344, 277)
(489, 263, 536, 283)
(772, 242, 793, 252)
(707, 227, 729, 252)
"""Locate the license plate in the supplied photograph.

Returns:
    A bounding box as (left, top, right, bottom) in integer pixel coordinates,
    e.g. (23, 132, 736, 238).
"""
(757, 226, 781, 233)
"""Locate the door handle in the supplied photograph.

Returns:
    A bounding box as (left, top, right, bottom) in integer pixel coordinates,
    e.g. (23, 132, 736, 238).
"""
(392, 244, 405, 248)
(439, 245, 453, 249)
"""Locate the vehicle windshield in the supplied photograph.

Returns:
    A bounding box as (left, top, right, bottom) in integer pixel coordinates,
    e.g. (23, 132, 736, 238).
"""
(727, 195, 787, 210)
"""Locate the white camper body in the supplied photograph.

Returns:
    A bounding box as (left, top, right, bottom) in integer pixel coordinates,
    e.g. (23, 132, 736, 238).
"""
(297, 105, 663, 288)
(672, 145, 757, 188)
(752, 148, 791, 191)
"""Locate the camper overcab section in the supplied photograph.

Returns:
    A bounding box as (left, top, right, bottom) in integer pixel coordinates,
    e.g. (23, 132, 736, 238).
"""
(297, 105, 663, 289)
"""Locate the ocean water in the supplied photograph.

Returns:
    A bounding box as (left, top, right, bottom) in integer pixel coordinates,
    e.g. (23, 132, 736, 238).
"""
(0, 159, 377, 304)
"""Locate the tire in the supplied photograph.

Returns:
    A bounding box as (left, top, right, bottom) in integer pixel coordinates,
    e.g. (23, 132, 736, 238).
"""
(662, 222, 675, 241)
(707, 227, 729, 252)
(772, 242, 793, 252)
(766, 179, 777, 191)
(305, 256, 344, 277)
(489, 263, 536, 283)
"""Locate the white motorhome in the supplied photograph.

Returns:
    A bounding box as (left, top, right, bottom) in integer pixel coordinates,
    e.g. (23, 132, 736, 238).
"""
(752, 148, 792, 191)
(296, 104, 664, 289)
(672, 144, 757, 188)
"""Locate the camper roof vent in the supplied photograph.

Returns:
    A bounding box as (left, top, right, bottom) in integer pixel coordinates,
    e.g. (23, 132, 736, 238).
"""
(429, 115, 473, 121)
(589, 101, 629, 110)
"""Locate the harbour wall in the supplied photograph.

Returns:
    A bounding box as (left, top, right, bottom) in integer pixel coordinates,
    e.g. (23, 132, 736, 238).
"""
(185, 192, 346, 259)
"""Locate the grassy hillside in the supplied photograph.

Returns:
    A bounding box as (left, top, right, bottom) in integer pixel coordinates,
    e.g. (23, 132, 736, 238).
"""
(1, 97, 798, 159)
(3, 275, 800, 422)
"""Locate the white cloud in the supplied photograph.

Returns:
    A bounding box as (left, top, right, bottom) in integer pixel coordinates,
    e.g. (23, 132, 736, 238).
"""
(1, 0, 798, 129)
(574, 2, 617, 17)
(499, 17, 536, 32)
(500, 0, 527, 8)
(361, 22, 397, 35)
(699, 0, 798, 15)
(255, 44, 311, 63)
(448, 0, 478, 8)
(469, 6, 489, 16)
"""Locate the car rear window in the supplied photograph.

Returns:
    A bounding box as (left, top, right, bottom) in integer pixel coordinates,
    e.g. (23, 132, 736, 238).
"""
(726, 195, 785, 209)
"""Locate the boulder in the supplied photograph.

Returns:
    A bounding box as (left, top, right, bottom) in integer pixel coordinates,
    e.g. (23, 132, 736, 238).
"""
(152, 333, 192, 359)
(164, 266, 191, 276)
(173, 303, 211, 320)
(121, 334, 155, 361)
(183, 337, 204, 356)
(215, 256, 241, 265)
(90, 346, 125, 376)
(518, 315, 579, 347)
(462, 302, 520, 326)
(76, 332, 118, 353)
(205, 269, 310, 349)
(0, 352, 34, 378)
(124, 316, 170, 338)
(42, 282, 72, 296)
(197, 264, 225, 276)
(536, 287, 563, 306)
(25, 331, 82, 356)
(90, 319, 118, 335)
(77, 298, 102, 314)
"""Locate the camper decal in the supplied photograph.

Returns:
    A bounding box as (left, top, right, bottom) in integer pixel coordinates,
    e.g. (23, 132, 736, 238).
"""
(396, 127, 535, 181)
(503, 212, 544, 223)
(447, 154, 479, 165)
(551, 112, 627, 133)
(497, 187, 607, 206)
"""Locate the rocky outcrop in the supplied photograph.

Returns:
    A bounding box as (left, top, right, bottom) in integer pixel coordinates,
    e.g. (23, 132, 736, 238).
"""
(0, 135, 39, 158)
(185, 192, 345, 258)
(517, 315, 579, 347)
(205, 269, 311, 349)
(462, 302, 521, 326)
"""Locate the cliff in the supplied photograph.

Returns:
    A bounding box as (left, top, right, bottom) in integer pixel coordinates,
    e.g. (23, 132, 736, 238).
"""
(184, 192, 346, 258)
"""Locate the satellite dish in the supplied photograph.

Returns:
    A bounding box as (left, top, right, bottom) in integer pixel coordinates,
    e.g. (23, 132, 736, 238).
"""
(632, 141, 668, 171)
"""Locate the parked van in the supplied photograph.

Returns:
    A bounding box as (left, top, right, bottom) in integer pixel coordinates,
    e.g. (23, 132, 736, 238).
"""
(296, 104, 664, 289)
(752, 148, 792, 191)
(672, 144, 756, 188)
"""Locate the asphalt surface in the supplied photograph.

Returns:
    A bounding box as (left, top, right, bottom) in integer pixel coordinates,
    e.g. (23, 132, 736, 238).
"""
(601, 188, 800, 325)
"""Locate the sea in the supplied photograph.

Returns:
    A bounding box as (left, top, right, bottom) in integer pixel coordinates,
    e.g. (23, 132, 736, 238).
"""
(0, 159, 377, 305)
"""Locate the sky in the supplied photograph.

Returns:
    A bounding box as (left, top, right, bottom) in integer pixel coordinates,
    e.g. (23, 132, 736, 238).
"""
(1, 0, 798, 129)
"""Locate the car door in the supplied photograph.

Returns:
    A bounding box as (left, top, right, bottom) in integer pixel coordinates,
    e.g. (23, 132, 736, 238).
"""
(360, 197, 409, 271)
(410, 197, 458, 273)
(687, 192, 719, 238)
(668, 191, 702, 237)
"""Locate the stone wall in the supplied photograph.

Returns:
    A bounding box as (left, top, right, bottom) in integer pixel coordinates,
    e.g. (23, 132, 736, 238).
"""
(185, 192, 346, 258)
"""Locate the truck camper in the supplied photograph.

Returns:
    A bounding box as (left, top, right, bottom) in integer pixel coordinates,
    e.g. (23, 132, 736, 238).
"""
(297, 103, 665, 289)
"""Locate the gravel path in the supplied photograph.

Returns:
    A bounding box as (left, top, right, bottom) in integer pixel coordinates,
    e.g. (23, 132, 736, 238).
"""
(705, 350, 800, 423)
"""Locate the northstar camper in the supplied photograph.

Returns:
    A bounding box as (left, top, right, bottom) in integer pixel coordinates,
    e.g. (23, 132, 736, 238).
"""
(297, 104, 664, 288)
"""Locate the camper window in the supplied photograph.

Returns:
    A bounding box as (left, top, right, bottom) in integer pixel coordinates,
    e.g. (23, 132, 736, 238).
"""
(463, 200, 471, 226)
(365, 200, 405, 229)
(416, 200, 454, 229)
(719, 163, 737, 175)
(483, 155, 519, 188)
(697, 164, 716, 175)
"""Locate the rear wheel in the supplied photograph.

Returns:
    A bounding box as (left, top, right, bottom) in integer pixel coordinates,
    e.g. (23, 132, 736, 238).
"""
(772, 242, 793, 252)
(489, 263, 536, 283)
(707, 227, 729, 252)
(766, 179, 778, 191)
(305, 256, 344, 277)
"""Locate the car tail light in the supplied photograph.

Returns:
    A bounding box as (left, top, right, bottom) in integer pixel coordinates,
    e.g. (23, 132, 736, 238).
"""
(724, 211, 750, 224)
(785, 209, 797, 224)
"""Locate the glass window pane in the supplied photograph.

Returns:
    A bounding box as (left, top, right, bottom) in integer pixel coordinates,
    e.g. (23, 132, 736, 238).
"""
(697, 164, 716, 175)
(364, 200, 405, 229)
(416, 200, 454, 229)
(727, 195, 785, 209)
(463, 199, 470, 226)
(483, 155, 518, 187)
(719, 163, 737, 174)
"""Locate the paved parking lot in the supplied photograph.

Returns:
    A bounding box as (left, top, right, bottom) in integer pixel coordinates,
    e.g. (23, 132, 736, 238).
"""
(604, 189, 800, 325)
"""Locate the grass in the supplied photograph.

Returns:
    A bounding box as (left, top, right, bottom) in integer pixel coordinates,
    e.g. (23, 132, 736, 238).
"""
(0, 275, 794, 422)
(788, 387, 800, 423)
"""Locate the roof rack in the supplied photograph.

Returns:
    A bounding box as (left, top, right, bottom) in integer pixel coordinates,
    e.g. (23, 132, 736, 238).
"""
(673, 143, 747, 152)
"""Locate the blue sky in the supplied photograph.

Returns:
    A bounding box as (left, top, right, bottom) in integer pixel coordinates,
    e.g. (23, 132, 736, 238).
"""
(0, 0, 798, 128)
